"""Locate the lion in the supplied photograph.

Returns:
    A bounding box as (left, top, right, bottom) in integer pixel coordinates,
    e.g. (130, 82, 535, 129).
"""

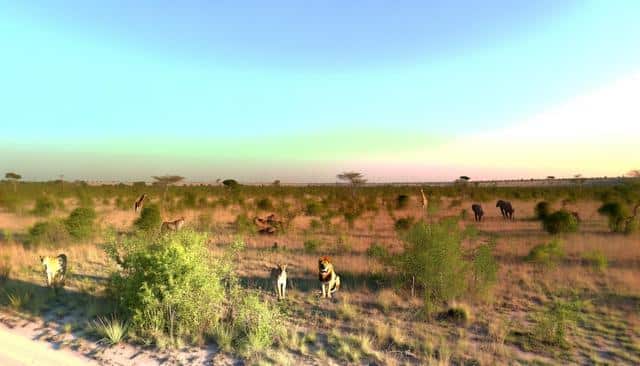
(40, 254, 67, 288)
(318, 256, 341, 298)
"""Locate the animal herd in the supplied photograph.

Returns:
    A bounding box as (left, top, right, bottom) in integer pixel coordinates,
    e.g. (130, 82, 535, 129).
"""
(470, 200, 516, 222)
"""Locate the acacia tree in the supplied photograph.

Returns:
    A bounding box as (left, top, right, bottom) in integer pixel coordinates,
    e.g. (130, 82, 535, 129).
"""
(152, 175, 185, 205)
(627, 169, 640, 178)
(337, 171, 366, 198)
(5, 172, 21, 192)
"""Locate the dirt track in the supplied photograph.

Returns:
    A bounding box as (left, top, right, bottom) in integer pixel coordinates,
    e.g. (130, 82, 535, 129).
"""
(0, 323, 97, 366)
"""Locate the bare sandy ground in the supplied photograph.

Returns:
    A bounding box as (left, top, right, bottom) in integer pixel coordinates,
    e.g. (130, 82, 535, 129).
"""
(0, 322, 97, 366)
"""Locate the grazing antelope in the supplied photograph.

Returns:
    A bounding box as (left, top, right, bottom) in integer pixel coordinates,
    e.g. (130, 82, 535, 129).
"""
(496, 200, 515, 220)
(471, 204, 484, 222)
(134, 194, 146, 213)
(270, 264, 288, 299)
(161, 217, 185, 232)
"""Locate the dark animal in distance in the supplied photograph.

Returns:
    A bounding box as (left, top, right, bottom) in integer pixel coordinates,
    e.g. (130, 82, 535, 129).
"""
(496, 200, 515, 220)
(571, 211, 581, 223)
(134, 194, 146, 213)
(471, 204, 484, 222)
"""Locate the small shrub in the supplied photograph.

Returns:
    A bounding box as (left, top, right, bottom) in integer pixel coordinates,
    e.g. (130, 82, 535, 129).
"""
(91, 315, 129, 346)
(308, 219, 322, 231)
(394, 217, 414, 232)
(438, 303, 472, 325)
(28, 220, 70, 246)
(542, 210, 578, 234)
(366, 242, 389, 259)
(32, 196, 55, 217)
(534, 201, 551, 220)
(391, 219, 467, 313)
(598, 202, 629, 233)
(133, 204, 162, 233)
(305, 202, 322, 216)
(581, 250, 608, 271)
(533, 300, 581, 348)
(256, 198, 273, 211)
(303, 238, 321, 253)
(396, 195, 410, 209)
(471, 243, 498, 297)
(65, 207, 97, 240)
(525, 240, 565, 267)
(234, 213, 256, 235)
(229, 292, 284, 357)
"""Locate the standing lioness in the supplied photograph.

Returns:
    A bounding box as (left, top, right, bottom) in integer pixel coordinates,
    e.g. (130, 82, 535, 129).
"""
(318, 256, 341, 298)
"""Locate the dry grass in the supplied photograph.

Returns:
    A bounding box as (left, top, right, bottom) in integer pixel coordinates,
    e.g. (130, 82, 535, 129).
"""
(1, 195, 639, 364)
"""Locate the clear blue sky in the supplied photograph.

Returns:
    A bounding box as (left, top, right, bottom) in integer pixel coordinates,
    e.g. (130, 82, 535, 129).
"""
(2, 1, 640, 182)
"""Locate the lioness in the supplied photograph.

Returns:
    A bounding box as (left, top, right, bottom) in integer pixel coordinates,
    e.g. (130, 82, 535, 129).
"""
(318, 256, 340, 298)
(270, 264, 288, 300)
(161, 217, 185, 232)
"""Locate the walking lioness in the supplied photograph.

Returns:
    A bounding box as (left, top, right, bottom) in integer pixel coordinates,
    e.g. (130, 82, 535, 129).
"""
(318, 256, 341, 298)
(161, 217, 185, 232)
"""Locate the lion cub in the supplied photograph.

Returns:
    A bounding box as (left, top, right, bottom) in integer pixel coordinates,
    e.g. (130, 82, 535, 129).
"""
(271, 264, 288, 300)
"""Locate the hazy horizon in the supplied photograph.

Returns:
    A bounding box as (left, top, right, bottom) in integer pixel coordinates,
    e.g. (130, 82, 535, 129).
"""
(2, 1, 640, 181)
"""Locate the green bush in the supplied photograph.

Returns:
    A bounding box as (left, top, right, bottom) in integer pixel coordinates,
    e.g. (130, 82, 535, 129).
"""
(391, 219, 467, 312)
(105, 233, 283, 356)
(581, 250, 608, 271)
(28, 220, 70, 246)
(134, 204, 162, 233)
(598, 202, 629, 233)
(303, 238, 321, 253)
(525, 240, 565, 266)
(234, 213, 256, 235)
(305, 202, 322, 216)
(366, 242, 389, 259)
(32, 196, 55, 217)
(396, 194, 410, 209)
(106, 230, 226, 344)
(394, 217, 415, 232)
(256, 198, 273, 211)
(471, 243, 498, 297)
(542, 210, 578, 234)
(534, 201, 550, 220)
(534, 300, 582, 348)
(65, 207, 97, 240)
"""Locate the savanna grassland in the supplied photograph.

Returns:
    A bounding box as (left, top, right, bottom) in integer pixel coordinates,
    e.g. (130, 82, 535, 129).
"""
(1, 180, 639, 365)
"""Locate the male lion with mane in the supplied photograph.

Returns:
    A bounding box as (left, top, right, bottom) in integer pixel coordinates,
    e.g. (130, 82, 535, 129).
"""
(318, 256, 341, 298)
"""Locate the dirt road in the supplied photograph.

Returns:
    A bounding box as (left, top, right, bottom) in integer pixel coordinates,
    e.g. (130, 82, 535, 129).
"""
(0, 324, 97, 366)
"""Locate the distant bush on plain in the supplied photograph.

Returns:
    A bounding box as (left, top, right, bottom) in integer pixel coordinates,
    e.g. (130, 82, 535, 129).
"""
(32, 196, 55, 217)
(534, 201, 550, 220)
(526, 240, 565, 266)
(134, 204, 161, 233)
(542, 210, 578, 234)
(65, 207, 97, 240)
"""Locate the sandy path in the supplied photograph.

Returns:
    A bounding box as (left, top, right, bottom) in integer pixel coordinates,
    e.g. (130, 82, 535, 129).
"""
(0, 323, 98, 366)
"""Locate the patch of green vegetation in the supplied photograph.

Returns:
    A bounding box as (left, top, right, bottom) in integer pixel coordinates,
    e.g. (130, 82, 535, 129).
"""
(533, 300, 582, 348)
(581, 250, 608, 271)
(542, 210, 579, 234)
(65, 207, 97, 240)
(133, 204, 161, 233)
(32, 196, 56, 217)
(525, 240, 565, 267)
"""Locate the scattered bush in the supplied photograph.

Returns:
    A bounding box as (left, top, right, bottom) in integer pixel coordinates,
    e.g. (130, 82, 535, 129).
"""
(598, 202, 630, 233)
(394, 217, 415, 232)
(581, 250, 608, 271)
(542, 210, 578, 234)
(32, 196, 55, 217)
(305, 202, 322, 216)
(65, 207, 97, 240)
(533, 300, 581, 348)
(534, 201, 550, 220)
(438, 303, 472, 325)
(308, 219, 322, 232)
(256, 198, 273, 211)
(525, 240, 565, 267)
(471, 243, 498, 298)
(134, 204, 162, 233)
(396, 194, 410, 209)
(234, 213, 256, 235)
(366, 242, 389, 260)
(391, 219, 467, 312)
(303, 238, 321, 253)
(28, 220, 70, 246)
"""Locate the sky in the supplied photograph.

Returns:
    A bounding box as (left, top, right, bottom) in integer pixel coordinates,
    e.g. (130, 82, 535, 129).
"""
(1, 0, 639, 183)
